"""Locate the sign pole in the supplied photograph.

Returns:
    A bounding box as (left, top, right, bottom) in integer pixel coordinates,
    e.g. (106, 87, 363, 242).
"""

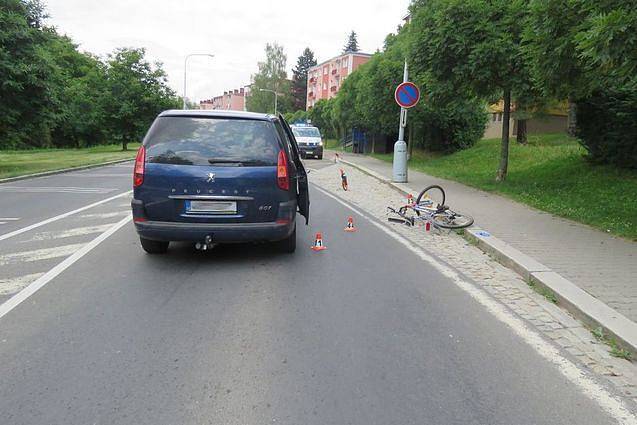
(392, 60, 409, 183)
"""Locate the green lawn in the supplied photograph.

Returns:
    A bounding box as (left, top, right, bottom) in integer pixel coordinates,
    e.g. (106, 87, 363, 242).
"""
(372, 134, 637, 240)
(324, 138, 340, 149)
(0, 143, 140, 179)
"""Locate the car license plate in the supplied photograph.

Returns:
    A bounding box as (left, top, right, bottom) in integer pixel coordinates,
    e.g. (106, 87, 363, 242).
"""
(186, 200, 236, 214)
(306, 151, 314, 154)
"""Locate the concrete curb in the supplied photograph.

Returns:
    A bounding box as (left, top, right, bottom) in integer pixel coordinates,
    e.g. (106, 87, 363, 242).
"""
(339, 156, 637, 357)
(0, 158, 134, 184)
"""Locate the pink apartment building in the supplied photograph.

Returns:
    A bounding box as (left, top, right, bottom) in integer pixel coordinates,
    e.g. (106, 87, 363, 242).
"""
(200, 87, 247, 111)
(306, 52, 372, 110)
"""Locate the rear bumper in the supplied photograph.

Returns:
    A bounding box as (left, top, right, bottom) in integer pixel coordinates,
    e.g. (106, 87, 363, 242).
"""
(134, 219, 294, 243)
(131, 199, 295, 243)
(299, 146, 323, 157)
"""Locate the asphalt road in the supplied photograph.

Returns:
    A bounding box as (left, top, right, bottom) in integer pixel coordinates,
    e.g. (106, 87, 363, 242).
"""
(0, 160, 626, 424)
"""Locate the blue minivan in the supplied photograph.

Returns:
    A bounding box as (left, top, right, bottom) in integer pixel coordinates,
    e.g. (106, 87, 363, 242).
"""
(131, 110, 309, 254)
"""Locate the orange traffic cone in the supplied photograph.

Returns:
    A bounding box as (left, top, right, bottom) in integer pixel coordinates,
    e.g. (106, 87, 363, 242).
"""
(311, 232, 327, 251)
(344, 216, 357, 232)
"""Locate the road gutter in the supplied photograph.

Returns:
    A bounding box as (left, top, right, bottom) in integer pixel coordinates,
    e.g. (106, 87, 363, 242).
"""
(0, 158, 134, 184)
(338, 156, 637, 358)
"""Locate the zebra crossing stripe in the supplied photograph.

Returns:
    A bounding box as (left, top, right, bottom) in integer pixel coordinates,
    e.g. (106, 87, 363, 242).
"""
(0, 190, 132, 242)
(0, 216, 131, 320)
(0, 273, 45, 296)
(0, 243, 85, 266)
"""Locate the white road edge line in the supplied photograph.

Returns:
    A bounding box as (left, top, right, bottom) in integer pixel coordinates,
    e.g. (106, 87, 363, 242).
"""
(0, 190, 132, 242)
(312, 184, 637, 425)
(0, 215, 131, 320)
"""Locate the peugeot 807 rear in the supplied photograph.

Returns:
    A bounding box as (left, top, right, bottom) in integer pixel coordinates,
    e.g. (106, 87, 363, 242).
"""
(131, 110, 309, 254)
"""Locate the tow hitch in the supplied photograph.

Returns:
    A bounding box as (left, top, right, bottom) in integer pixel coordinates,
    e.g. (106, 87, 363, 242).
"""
(195, 235, 216, 251)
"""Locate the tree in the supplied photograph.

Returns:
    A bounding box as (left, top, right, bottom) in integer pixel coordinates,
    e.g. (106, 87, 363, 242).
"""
(0, 0, 56, 148)
(308, 99, 336, 138)
(291, 47, 317, 111)
(246, 43, 291, 114)
(105, 48, 178, 151)
(524, 0, 589, 136)
(43, 34, 109, 148)
(410, 0, 534, 181)
(343, 31, 360, 53)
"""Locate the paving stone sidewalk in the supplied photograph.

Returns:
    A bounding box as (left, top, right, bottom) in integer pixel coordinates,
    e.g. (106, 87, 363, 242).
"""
(328, 151, 637, 322)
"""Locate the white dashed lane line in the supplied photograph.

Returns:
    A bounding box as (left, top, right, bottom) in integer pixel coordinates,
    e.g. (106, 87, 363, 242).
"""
(0, 218, 20, 226)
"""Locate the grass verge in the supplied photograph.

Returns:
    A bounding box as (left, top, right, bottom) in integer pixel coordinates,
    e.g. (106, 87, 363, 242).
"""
(324, 139, 340, 150)
(0, 143, 140, 179)
(372, 134, 637, 240)
(592, 327, 632, 361)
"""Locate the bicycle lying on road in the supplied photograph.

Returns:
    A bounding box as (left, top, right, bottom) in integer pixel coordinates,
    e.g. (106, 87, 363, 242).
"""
(387, 185, 474, 231)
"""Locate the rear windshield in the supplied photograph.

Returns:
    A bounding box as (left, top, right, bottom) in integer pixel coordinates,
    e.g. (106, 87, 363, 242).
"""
(144, 117, 280, 166)
(292, 127, 321, 138)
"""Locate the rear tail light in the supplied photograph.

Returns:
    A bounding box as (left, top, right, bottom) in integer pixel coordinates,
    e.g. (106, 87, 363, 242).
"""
(133, 146, 145, 187)
(277, 150, 289, 191)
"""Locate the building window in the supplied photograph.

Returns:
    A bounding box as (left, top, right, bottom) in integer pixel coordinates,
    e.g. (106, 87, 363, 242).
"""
(323, 82, 327, 90)
(343, 58, 348, 67)
(323, 67, 328, 75)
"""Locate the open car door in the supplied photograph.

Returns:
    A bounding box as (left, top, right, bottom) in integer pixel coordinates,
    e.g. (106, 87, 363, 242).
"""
(279, 115, 309, 224)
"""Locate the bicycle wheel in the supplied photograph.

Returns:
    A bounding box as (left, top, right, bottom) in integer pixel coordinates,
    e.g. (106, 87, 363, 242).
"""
(415, 185, 445, 215)
(432, 210, 474, 229)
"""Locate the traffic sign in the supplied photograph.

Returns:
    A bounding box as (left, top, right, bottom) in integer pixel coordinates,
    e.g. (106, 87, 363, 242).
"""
(394, 82, 420, 109)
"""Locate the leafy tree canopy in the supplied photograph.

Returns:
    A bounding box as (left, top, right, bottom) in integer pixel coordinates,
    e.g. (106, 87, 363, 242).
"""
(246, 43, 292, 114)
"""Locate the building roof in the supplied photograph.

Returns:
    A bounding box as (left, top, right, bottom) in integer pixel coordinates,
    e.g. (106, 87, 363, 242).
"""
(309, 52, 374, 70)
(160, 110, 274, 121)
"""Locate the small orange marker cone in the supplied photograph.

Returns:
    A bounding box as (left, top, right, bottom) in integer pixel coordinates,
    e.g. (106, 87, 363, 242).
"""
(344, 216, 357, 232)
(311, 232, 327, 251)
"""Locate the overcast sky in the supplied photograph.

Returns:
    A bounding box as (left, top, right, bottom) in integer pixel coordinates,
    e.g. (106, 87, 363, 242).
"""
(45, 0, 410, 103)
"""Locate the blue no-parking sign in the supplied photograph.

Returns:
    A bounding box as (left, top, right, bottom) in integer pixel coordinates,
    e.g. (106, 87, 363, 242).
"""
(394, 82, 421, 109)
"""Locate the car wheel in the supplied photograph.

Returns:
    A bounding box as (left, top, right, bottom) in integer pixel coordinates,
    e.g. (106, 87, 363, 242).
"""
(318, 154, 323, 160)
(274, 226, 296, 253)
(140, 237, 169, 254)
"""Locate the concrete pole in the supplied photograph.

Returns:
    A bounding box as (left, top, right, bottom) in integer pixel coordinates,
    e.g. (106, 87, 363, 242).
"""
(392, 60, 409, 183)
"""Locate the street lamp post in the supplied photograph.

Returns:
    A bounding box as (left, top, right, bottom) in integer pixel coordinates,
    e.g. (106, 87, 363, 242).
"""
(258, 88, 279, 115)
(183, 53, 214, 109)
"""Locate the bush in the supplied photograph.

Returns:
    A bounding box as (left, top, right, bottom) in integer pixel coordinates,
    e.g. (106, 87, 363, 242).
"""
(414, 99, 488, 153)
(577, 85, 637, 168)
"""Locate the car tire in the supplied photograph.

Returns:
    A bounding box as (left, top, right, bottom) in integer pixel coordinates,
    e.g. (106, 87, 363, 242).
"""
(318, 154, 323, 160)
(140, 237, 169, 254)
(274, 226, 296, 253)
